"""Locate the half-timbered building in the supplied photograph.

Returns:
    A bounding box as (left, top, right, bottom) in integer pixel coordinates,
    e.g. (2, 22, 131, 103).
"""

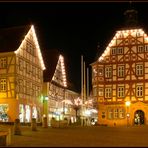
(0, 25, 45, 122)
(91, 9, 148, 126)
(43, 49, 79, 126)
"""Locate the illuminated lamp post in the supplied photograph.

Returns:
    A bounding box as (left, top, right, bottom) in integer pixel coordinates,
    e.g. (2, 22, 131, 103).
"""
(125, 101, 131, 127)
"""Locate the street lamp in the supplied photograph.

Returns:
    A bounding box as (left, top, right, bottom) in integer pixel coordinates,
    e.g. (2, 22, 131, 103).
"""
(125, 101, 131, 127)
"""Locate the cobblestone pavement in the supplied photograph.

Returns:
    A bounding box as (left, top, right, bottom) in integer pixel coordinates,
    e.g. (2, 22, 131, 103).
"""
(6, 125, 148, 147)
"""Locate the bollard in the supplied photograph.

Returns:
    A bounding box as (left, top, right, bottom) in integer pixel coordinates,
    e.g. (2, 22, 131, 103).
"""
(31, 118, 37, 131)
(42, 116, 48, 128)
(13, 119, 21, 135)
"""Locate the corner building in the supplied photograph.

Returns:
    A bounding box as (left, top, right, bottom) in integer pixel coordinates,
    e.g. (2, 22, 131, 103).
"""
(0, 25, 45, 122)
(91, 10, 148, 126)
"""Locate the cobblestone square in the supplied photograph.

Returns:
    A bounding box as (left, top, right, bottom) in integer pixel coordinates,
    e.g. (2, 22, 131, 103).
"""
(7, 125, 148, 147)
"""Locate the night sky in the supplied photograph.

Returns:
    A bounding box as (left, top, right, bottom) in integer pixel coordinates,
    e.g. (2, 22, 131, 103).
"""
(0, 2, 148, 93)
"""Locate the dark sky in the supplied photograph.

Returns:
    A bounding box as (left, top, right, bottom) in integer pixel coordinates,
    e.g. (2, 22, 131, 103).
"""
(0, 2, 148, 93)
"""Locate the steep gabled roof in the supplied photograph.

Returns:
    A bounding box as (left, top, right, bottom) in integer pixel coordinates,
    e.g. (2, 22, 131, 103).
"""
(0, 24, 46, 70)
(0, 25, 31, 52)
(98, 28, 146, 62)
(43, 48, 67, 87)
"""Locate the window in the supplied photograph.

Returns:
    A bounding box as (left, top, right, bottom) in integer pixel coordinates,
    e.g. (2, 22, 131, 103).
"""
(111, 48, 116, 55)
(98, 88, 103, 96)
(32, 84, 35, 96)
(93, 87, 97, 96)
(0, 58, 7, 69)
(117, 47, 123, 54)
(19, 59, 23, 71)
(26, 81, 29, 95)
(19, 79, 23, 93)
(145, 45, 148, 52)
(136, 32, 140, 37)
(98, 68, 103, 76)
(102, 112, 105, 119)
(119, 33, 124, 38)
(114, 108, 119, 118)
(32, 66, 36, 76)
(108, 109, 113, 119)
(118, 65, 124, 77)
(105, 88, 112, 98)
(117, 86, 124, 98)
(136, 85, 143, 97)
(136, 64, 143, 76)
(26, 41, 35, 56)
(105, 67, 112, 78)
(119, 108, 124, 118)
(0, 79, 6, 91)
(26, 62, 30, 74)
(137, 46, 144, 53)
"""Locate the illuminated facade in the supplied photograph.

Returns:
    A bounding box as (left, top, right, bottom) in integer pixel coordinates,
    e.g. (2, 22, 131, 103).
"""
(91, 10, 148, 126)
(43, 49, 79, 125)
(0, 25, 45, 122)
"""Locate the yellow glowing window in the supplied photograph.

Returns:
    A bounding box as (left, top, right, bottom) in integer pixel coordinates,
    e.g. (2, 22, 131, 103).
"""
(145, 45, 148, 52)
(119, 108, 124, 118)
(118, 65, 124, 77)
(137, 46, 144, 53)
(117, 86, 124, 98)
(98, 88, 103, 96)
(136, 85, 143, 97)
(0, 58, 7, 69)
(105, 88, 112, 98)
(114, 108, 119, 118)
(105, 67, 112, 78)
(108, 109, 113, 119)
(0, 79, 6, 91)
(136, 64, 143, 76)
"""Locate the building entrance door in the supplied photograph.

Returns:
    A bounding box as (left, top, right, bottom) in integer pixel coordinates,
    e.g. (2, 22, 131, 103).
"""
(134, 110, 144, 125)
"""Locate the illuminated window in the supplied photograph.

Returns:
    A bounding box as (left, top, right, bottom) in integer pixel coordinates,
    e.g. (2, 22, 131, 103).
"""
(26, 62, 30, 74)
(111, 48, 116, 55)
(32, 66, 36, 76)
(136, 32, 141, 37)
(98, 68, 103, 76)
(23, 80, 26, 94)
(19, 79, 23, 93)
(137, 46, 144, 53)
(119, 108, 124, 118)
(0, 58, 7, 69)
(26, 81, 30, 95)
(119, 33, 124, 38)
(98, 88, 103, 96)
(108, 109, 113, 119)
(102, 112, 105, 119)
(93, 87, 97, 96)
(26, 41, 35, 56)
(136, 85, 143, 97)
(32, 84, 35, 96)
(117, 86, 124, 98)
(105, 67, 112, 78)
(114, 108, 119, 118)
(19, 58, 23, 71)
(145, 45, 148, 52)
(118, 65, 124, 77)
(105, 88, 112, 98)
(117, 47, 123, 54)
(136, 64, 143, 76)
(93, 68, 97, 77)
(0, 79, 6, 91)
